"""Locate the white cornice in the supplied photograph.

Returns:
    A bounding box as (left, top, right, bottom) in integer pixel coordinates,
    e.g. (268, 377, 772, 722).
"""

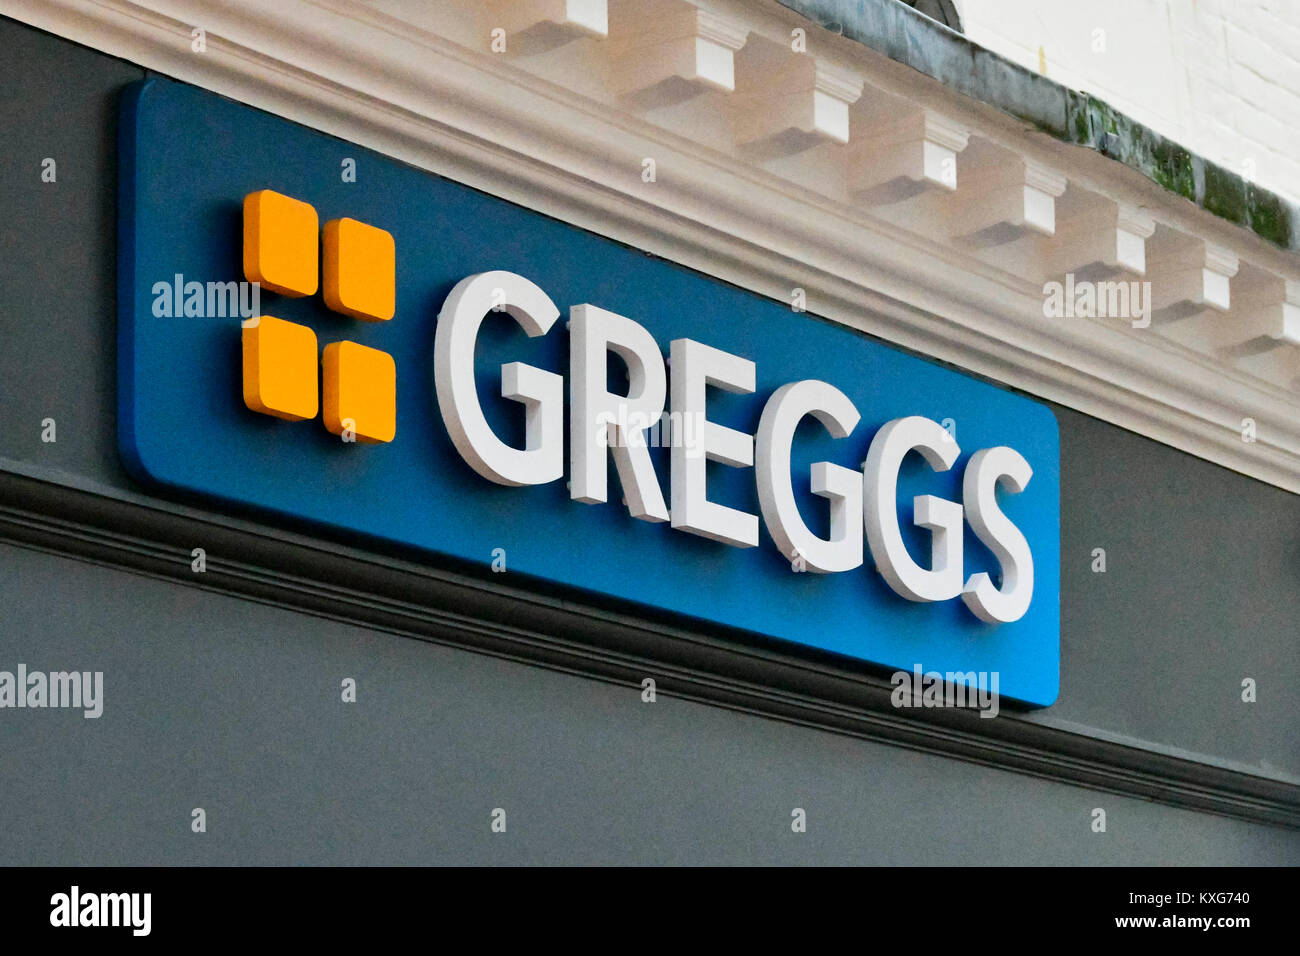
(5, 0, 1300, 493)
(812, 58, 864, 102)
(696, 9, 748, 49)
(919, 110, 970, 153)
(1115, 202, 1157, 240)
(1022, 159, 1069, 198)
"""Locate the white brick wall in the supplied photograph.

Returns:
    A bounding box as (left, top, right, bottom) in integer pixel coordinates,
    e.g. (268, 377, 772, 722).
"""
(955, 0, 1300, 204)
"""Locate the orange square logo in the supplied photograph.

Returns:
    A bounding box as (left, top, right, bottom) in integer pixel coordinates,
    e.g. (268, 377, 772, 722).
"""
(239, 191, 396, 443)
(243, 190, 319, 297)
(323, 217, 395, 321)
(322, 340, 396, 444)
(242, 316, 319, 421)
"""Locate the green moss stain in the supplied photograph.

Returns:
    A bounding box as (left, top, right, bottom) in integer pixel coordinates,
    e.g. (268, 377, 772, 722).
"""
(1063, 91, 1094, 145)
(1247, 186, 1292, 246)
(1073, 107, 1090, 143)
(1146, 139, 1195, 200)
(776, 0, 1300, 252)
(1201, 162, 1248, 226)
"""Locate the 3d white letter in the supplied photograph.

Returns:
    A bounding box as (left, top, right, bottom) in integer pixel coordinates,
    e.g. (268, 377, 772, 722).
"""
(756, 380, 862, 572)
(570, 304, 669, 521)
(669, 338, 758, 548)
(863, 415, 963, 602)
(961, 446, 1034, 623)
(435, 271, 563, 486)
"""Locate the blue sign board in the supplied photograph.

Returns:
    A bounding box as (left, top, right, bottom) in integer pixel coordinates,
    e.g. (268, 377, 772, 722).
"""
(119, 77, 1060, 706)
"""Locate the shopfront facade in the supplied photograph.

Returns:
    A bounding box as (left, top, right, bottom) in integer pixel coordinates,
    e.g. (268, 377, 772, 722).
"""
(0, 0, 1297, 864)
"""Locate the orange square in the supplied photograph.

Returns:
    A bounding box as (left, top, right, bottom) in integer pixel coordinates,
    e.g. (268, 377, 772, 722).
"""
(322, 340, 396, 444)
(322, 218, 395, 321)
(242, 316, 319, 421)
(243, 190, 319, 298)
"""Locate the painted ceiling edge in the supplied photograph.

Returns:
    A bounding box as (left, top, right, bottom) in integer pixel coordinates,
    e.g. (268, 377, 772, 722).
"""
(4, 0, 1300, 498)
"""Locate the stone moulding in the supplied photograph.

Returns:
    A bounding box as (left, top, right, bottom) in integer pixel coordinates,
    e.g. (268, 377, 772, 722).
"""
(5, 0, 1300, 498)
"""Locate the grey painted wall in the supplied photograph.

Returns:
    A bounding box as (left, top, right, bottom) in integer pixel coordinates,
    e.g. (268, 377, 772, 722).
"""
(1053, 410, 1300, 779)
(0, 16, 1296, 862)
